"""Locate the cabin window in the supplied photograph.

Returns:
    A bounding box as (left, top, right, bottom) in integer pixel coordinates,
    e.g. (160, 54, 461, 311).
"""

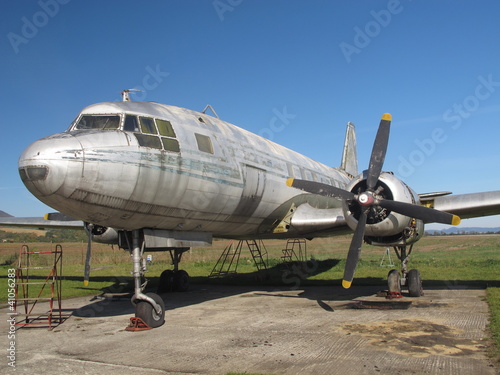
(75, 115, 120, 130)
(156, 119, 176, 138)
(135, 134, 162, 149)
(124, 115, 139, 132)
(195, 133, 214, 154)
(291, 165, 302, 179)
(139, 117, 157, 134)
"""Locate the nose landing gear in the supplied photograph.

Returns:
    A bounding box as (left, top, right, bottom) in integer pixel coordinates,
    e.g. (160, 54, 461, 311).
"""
(128, 230, 165, 328)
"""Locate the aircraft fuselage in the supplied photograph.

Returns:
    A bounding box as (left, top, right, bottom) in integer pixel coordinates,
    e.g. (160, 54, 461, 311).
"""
(19, 101, 350, 239)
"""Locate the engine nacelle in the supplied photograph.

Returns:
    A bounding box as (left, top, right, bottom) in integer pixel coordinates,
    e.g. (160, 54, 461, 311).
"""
(84, 223, 119, 245)
(343, 171, 424, 246)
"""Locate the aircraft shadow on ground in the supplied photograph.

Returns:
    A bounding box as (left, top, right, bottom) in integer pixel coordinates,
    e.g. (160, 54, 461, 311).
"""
(4, 257, 498, 320)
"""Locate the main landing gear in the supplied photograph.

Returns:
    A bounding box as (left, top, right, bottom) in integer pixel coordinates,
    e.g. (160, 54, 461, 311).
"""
(157, 248, 190, 293)
(122, 230, 192, 328)
(387, 244, 423, 297)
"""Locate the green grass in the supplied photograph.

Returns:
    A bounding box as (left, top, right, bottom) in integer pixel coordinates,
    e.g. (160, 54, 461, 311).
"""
(487, 288, 500, 363)
(1, 235, 499, 361)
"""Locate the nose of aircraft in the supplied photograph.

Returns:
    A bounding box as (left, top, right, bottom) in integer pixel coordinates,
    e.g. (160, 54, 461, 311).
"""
(18, 133, 84, 198)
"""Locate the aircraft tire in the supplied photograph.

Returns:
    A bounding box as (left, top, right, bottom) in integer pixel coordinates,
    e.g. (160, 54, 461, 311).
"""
(408, 269, 423, 297)
(174, 270, 190, 292)
(157, 269, 174, 293)
(387, 269, 401, 293)
(135, 292, 165, 328)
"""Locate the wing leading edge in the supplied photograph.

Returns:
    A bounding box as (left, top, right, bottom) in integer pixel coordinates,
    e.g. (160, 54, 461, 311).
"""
(0, 216, 83, 230)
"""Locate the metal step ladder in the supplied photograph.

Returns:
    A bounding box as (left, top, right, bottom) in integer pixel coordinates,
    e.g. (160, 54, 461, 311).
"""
(209, 240, 242, 277)
(247, 240, 268, 271)
(281, 239, 307, 263)
(15, 244, 64, 330)
(209, 240, 268, 277)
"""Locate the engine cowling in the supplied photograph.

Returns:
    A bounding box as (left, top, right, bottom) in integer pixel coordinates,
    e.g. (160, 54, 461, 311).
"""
(343, 171, 424, 246)
(84, 223, 119, 245)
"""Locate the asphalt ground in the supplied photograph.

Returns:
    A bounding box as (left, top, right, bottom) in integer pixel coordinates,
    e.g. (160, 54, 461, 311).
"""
(1, 284, 498, 375)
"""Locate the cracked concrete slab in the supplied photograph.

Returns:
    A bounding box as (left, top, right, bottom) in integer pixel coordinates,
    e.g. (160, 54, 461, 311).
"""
(1, 285, 497, 374)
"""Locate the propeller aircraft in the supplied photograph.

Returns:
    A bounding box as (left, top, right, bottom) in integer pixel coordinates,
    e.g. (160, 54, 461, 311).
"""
(3, 90, 500, 328)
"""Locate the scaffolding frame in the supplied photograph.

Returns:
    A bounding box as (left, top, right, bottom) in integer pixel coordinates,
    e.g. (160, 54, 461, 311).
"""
(281, 239, 307, 262)
(209, 240, 268, 277)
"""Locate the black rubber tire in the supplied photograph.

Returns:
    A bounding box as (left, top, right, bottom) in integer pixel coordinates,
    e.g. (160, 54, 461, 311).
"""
(408, 269, 423, 297)
(157, 269, 174, 293)
(135, 292, 165, 328)
(387, 269, 401, 293)
(174, 270, 190, 292)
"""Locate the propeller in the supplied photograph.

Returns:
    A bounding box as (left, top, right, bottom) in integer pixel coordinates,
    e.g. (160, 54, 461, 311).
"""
(286, 113, 461, 288)
(83, 223, 93, 286)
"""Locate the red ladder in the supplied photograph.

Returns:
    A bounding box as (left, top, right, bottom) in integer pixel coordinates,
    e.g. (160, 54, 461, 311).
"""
(15, 244, 63, 330)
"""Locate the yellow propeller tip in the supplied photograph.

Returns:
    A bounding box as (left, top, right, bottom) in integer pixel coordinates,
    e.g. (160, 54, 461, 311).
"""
(342, 280, 352, 289)
(451, 215, 461, 226)
(83, 280, 89, 286)
(43, 213, 49, 220)
(382, 113, 392, 121)
(286, 178, 294, 187)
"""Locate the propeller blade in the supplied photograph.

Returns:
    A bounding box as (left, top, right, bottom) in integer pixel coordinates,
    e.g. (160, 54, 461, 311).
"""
(366, 113, 391, 190)
(342, 210, 368, 288)
(286, 178, 355, 200)
(83, 228, 92, 286)
(378, 199, 461, 225)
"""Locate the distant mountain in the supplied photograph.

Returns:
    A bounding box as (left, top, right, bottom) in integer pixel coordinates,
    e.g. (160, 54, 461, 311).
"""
(0, 210, 13, 217)
(426, 227, 500, 235)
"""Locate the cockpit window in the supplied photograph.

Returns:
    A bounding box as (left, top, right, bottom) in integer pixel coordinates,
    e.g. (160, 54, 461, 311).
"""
(75, 115, 120, 130)
(124, 115, 139, 132)
(156, 119, 176, 138)
(139, 117, 157, 134)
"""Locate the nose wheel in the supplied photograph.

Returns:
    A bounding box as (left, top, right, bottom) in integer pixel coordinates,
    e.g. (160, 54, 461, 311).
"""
(135, 292, 165, 328)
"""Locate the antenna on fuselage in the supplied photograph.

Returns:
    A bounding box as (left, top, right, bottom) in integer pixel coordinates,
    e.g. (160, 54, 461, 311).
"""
(202, 104, 220, 119)
(121, 89, 143, 102)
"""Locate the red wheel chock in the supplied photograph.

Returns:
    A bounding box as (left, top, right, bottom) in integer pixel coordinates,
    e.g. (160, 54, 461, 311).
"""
(125, 317, 151, 331)
(386, 291, 404, 299)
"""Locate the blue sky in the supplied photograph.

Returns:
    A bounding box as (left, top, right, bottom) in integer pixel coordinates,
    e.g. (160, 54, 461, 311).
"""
(1, 0, 500, 229)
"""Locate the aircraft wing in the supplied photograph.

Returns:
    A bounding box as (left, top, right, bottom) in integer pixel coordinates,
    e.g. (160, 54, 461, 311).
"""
(0, 214, 84, 230)
(287, 203, 351, 236)
(419, 190, 500, 220)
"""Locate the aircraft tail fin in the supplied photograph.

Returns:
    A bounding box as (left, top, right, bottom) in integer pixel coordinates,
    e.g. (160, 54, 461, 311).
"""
(340, 122, 358, 178)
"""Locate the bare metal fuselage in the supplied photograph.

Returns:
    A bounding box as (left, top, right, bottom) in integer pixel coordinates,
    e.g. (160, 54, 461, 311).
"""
(19, 101, 350, 239)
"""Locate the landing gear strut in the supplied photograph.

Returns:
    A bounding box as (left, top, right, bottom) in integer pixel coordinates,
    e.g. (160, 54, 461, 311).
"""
(388, 244, 423, 297)
(129, 230, 165, 328)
